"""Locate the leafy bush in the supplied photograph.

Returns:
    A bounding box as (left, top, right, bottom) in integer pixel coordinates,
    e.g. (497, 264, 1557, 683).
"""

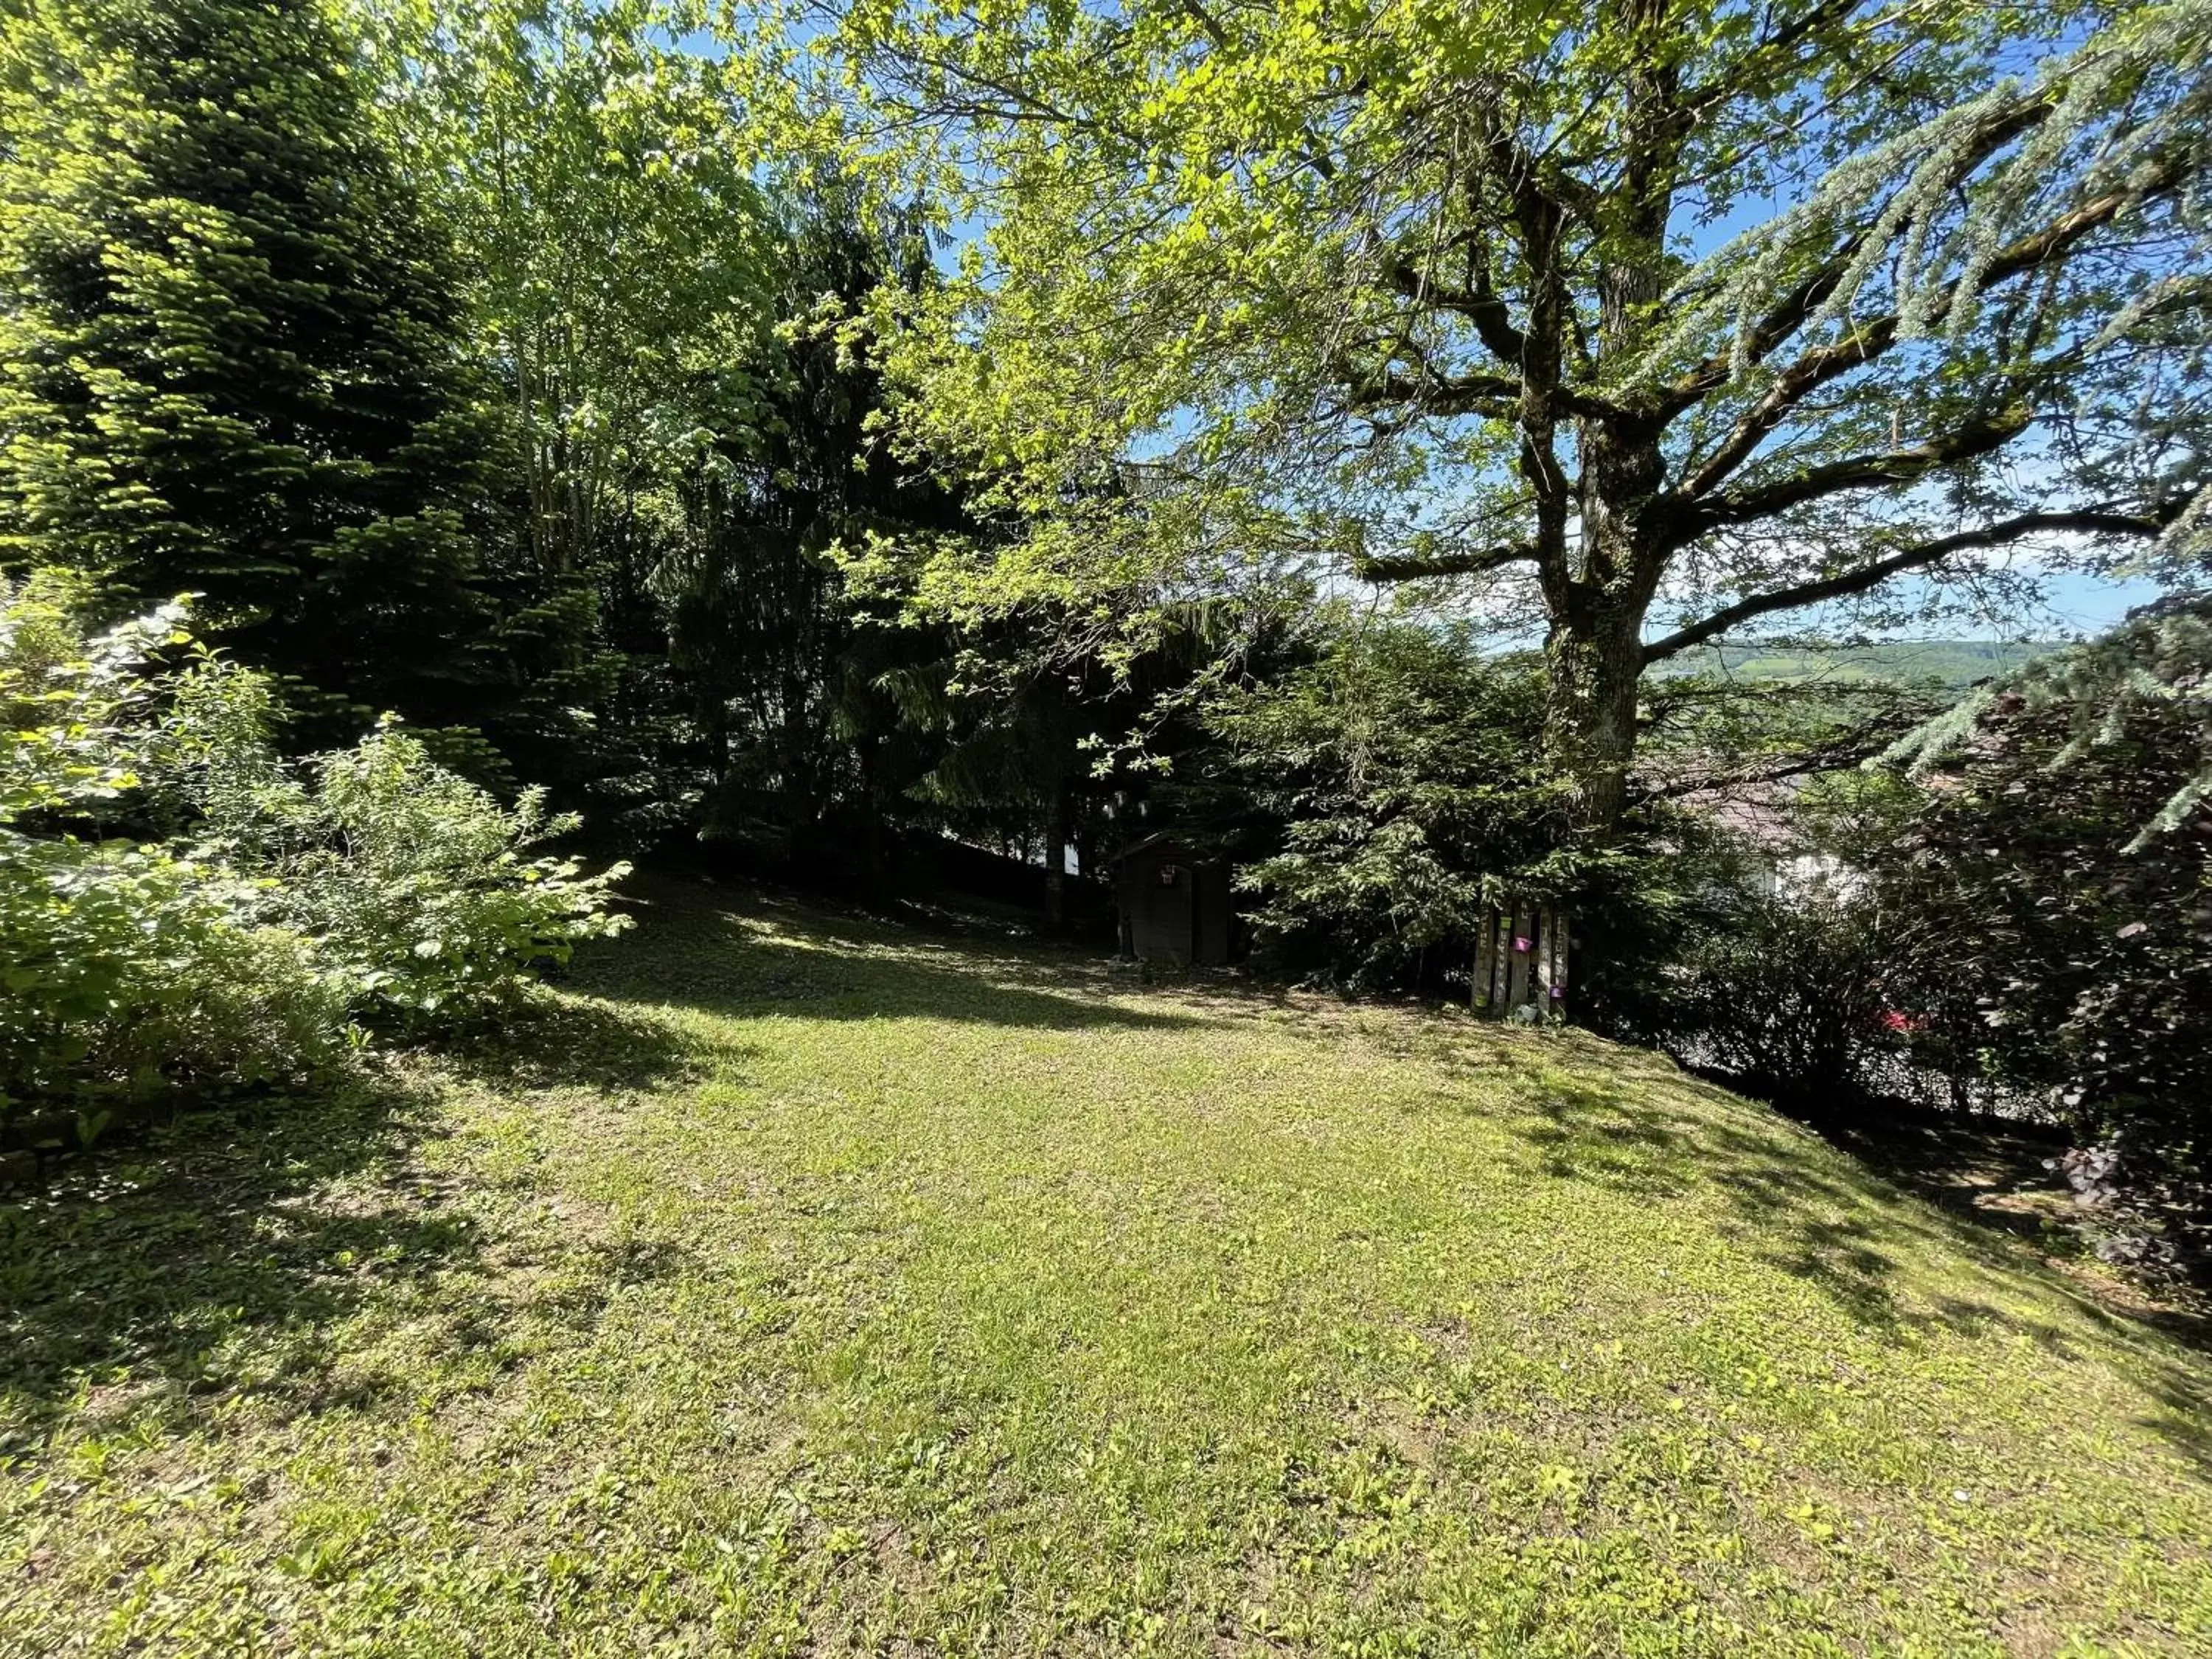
(0, 836, 353, 1110)
(1, 575, 630, 1121)
(1, 574, 347, 1108)
(1873, 624, 2212, 1180)
(1632, 630, 2212, 1276)
(1646, 893, 1896, 1107)
(2, 570, 173, 821)
(189, 706, 633, 1018)
(1200, 622, 1717, 998)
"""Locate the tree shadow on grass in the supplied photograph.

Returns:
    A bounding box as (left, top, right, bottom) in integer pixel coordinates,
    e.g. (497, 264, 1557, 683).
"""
(1500, 1066, 2212, 1472)
(435, 985, 732, 1093)
(2139, 1366, 2212, 1473)
(0, 1074, 486, 1450)
(1511, 1073, 2098, 1347)
(574, 882, 1217, 1035)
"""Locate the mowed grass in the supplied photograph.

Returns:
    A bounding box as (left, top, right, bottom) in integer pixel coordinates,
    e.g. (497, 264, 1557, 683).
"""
(4, 880, 2211, 1657)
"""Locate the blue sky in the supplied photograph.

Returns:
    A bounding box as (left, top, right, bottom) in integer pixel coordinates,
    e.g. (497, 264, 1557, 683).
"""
(2022, 568, 2166, 634)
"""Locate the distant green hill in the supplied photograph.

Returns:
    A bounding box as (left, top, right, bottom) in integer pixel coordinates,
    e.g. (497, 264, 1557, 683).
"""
(1655, 639, 2053, 688)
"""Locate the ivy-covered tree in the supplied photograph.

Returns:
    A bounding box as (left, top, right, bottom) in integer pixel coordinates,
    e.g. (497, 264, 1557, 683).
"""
(0, 0, 507, 742)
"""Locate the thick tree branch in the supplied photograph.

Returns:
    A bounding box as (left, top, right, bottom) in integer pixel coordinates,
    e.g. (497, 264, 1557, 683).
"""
(1494, 159, 1578, 595)
(1652, 256, 1861, 423)
(1676, 315, 1900, 497)
(1677, 0, 1865, 119)
(1641, 507, 2178, 665)
(1474, 104, 1604, 232)
(1653, 94, 2076, 422)
(1340, 361, 1522, 419)
(1340, 340, 1627, 422)
(1694, 403, 2033, 531)
(1632, 713, 1928, 802)
(1377, 254, 1527, 368)
(1355, 540, 1537, 582)
(1672, 168, 2184, 494)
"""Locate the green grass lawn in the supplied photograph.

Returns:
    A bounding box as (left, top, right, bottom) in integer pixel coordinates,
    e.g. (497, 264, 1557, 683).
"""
(5, 879, 2210, 1657)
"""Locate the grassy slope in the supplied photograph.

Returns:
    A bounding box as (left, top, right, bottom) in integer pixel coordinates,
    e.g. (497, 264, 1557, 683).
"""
(4, 880, 2209, 1658)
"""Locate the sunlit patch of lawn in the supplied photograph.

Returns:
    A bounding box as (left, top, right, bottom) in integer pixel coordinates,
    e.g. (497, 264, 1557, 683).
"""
(4, 877, 2209, 1655)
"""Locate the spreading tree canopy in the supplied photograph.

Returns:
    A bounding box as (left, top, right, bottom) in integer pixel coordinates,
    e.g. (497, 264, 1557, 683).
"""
(365, 0, 782, 585)
(0, 0, 506, 742)
(813, 0, 2212, 828)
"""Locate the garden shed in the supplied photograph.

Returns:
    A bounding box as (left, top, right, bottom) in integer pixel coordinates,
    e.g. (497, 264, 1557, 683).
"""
(1112, 833, 1237, 967)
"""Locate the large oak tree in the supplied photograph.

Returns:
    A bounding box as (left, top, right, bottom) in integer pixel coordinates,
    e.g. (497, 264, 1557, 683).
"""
(814, 0, 2212, 828)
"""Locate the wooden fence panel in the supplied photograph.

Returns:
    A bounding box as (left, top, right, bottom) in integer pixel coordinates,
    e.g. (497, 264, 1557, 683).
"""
(1470, 898, 1571, 1020)
(1534, 902, 1556, 1006)
(1505, 900, 1532, 1010)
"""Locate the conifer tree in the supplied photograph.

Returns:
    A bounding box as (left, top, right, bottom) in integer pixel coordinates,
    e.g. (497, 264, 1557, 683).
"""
(0, 0, 505, 741)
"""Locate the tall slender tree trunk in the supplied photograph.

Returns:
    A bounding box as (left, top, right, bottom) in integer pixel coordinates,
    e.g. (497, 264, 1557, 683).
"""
(1044, 785, 1073, 932)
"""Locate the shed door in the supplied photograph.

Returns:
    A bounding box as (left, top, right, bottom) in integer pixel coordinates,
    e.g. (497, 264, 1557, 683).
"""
(1129, 860, 1195, 964)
